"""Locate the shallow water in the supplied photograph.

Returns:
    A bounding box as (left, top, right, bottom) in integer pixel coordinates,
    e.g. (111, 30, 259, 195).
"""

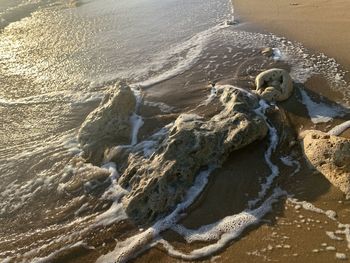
(1, 0, 350, 262)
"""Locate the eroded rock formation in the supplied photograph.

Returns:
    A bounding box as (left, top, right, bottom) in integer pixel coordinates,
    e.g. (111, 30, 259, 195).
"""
(78, 82, 136, 164)
(118, 87, 269, 224)
(302, 130, 350, 198)
(255, 68, 293, 102)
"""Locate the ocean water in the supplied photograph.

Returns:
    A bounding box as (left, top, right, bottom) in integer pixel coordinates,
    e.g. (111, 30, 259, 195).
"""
(0, 0, 349, 262)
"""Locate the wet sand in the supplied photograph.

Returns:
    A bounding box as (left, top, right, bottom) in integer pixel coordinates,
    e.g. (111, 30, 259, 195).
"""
(232, 0, 350, 72)
(129, 2, 350, 263)
(2, 2, 350, 262)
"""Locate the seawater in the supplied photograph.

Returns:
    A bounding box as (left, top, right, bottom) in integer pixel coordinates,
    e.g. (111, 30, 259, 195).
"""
(0, 0, 349, 262)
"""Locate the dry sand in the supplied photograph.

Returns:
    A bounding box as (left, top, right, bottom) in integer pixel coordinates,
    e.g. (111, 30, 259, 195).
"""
(233, 0, 350, 71)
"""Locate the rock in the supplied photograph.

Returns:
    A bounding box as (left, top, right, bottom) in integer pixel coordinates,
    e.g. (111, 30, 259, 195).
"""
(302, 130, 350, 198)
(261, 47, 274, 57)
(78, 82, 136, 164)
(255, 68, 294, 102)
(118, 87, 268, 225)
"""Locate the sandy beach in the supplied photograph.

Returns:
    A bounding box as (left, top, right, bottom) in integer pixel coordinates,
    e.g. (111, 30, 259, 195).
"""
(233, 0, 350, 72)
(1, 0, 350, 262)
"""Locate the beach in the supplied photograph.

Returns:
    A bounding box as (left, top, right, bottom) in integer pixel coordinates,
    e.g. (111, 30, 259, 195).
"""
(133, 1, 350, 262)
(0, 0, 350, 262)
(233, 0, 350, 71)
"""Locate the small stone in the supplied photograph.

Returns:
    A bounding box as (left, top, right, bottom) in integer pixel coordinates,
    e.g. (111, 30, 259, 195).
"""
(326, 246, 336, 251)
(261, 47, 273, 57)
(295, 205, 302, 210)
(335, 253, 347, 260)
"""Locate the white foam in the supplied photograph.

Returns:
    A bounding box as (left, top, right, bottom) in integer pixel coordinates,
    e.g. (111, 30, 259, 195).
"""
(132, 125, 171, 158)
(326, 231, 344, 241)
(172, 188, 285, 244)
(93, 202, 127, 227)
(299, 88, 344, 123)
(288, 198, 337, 221)
(143, 101, 175, 113)
(335, 253, 347, 260)
(248, 101, 279, 208)
(161, 188, 285, 260)
(31, 241, 94, 263)
(328, 120, 350, 136)
(130, 25, 223, 89)
(272, 48, 283, 61)
(0, 91, 103, 107)
(280, 156, 301, 177)
(129, 113, 144, 146)
(96, 167, 215, 263)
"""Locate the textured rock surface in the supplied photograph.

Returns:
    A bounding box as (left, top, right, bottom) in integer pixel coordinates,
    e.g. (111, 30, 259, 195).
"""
(78, 82, 136, 163)
(255, 68, 293, 102)
(119, 87, 269, 225)
(261, 47, 273, 57)
(302, 130, 350, 198)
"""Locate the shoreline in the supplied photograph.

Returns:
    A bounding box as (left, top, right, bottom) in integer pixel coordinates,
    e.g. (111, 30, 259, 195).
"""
(131, 1, 350, 262)
(232, 0, 350, 74)
(2, 1, 350, 262)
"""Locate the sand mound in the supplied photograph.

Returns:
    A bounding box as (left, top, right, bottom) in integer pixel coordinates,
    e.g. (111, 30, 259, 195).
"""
(302, 130, 350, 198)
(255, 68, 293, 102)
(78, 82, 136, 164)
(118, 87, 268, 225)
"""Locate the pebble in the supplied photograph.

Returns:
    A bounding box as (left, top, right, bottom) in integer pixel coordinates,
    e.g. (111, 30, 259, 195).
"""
(312, 249, 319, 253)
(326, 246, 336, 251)
(335, 253, 347, 260)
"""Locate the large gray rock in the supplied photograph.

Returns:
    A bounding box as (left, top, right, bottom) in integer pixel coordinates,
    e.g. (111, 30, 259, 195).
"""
(255, 68, 293, 102)
(118, 87, 268, 224)
(78, 82, 136, 163)
(302, 130, 350, 198)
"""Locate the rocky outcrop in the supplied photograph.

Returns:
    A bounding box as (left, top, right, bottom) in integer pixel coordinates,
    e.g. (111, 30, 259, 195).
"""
(78, 82, 136, 163)
(118, 87, 268, 225)
(255, 68, 293, 102)
(302, 130, 350, 198)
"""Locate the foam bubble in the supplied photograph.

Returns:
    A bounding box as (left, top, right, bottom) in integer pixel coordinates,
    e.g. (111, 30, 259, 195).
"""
(172, 188, 285, 244)
(288, 198, 337, 221)
(280, 156, 301, 177)
(96, 168, 214, 263)
(299, 88, 345, 123)
(160, 188, 285, 260)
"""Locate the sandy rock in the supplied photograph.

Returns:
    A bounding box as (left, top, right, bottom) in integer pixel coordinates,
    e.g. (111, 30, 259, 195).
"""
(261, 47, 274, 57)
(78, 82, 136, 163)
(302, 130, 350, 198)
(119, 87, 268, 225)
(255, 68, 293, 102)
